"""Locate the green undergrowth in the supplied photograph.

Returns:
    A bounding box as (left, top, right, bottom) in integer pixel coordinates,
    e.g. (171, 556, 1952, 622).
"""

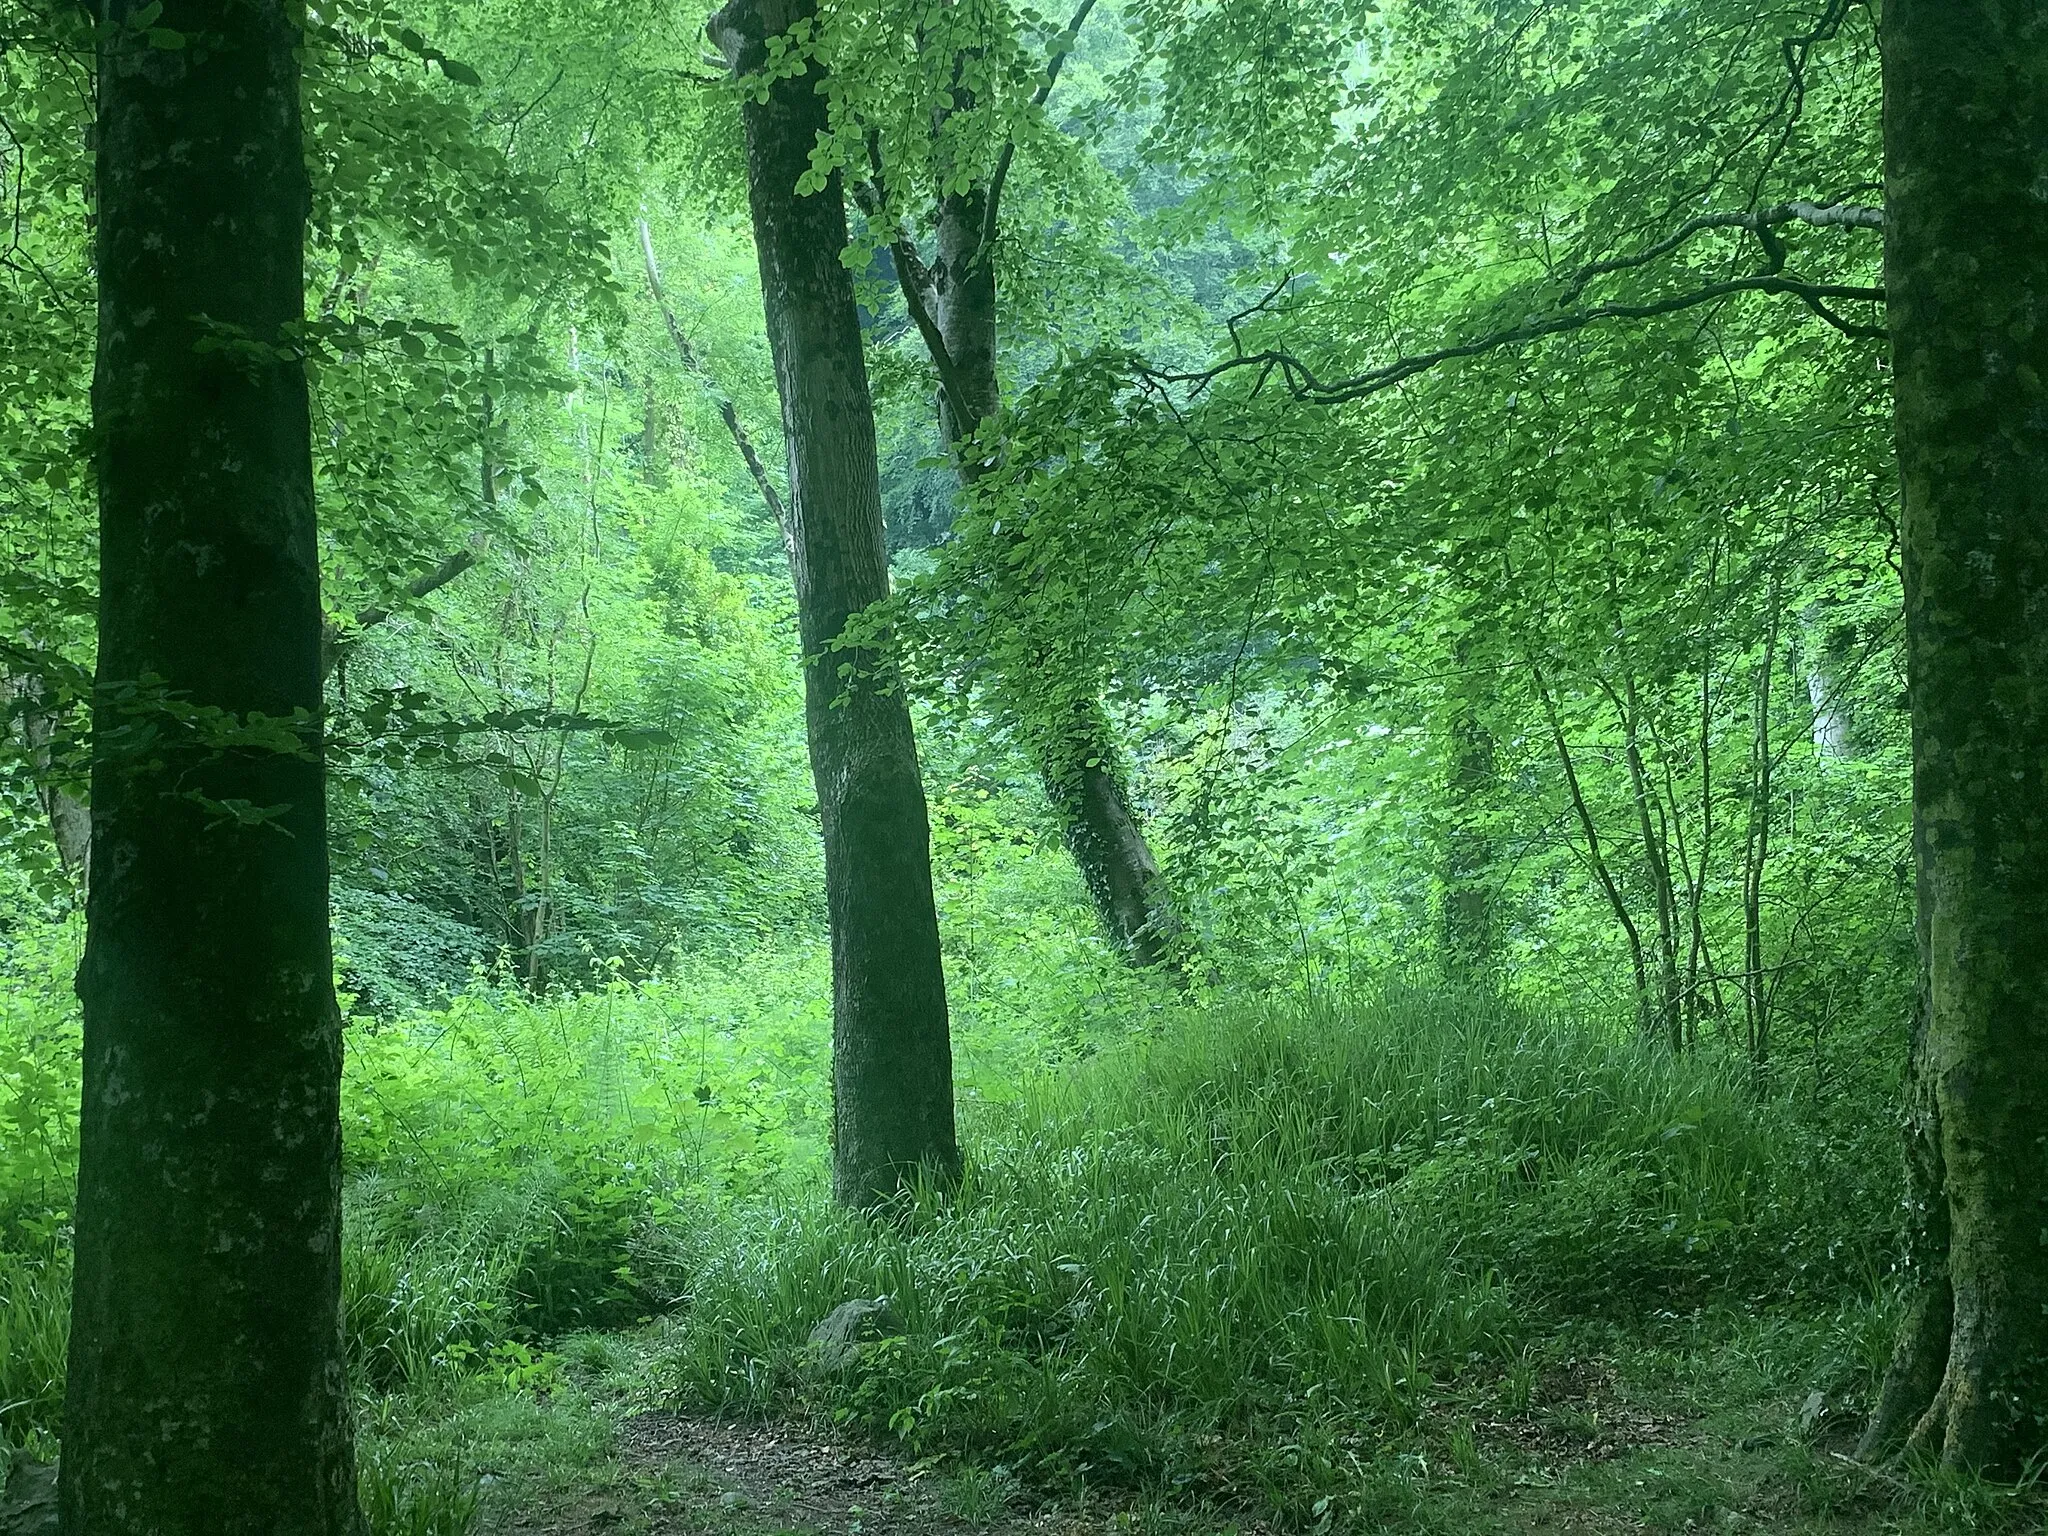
(0, 912, 1169, 1496)
(1, 921, 1925, 1533)
(652, 987, 1899, 1516)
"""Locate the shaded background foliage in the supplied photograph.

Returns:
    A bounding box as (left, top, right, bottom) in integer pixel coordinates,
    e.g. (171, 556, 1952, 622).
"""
(0, 0, 1960, 1527)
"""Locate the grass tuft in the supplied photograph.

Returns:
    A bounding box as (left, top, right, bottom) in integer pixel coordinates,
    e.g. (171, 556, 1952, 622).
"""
(0, 1244, 67, 1457)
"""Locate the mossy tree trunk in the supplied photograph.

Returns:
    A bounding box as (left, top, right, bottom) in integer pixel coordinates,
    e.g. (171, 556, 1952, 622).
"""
(1858, 0, 2048, 1472)
(711, 0, 960, 1206)
(61, 3, 364, 1532)
(925, 187, 1182, 969)
(1034, 694, 1179, 968)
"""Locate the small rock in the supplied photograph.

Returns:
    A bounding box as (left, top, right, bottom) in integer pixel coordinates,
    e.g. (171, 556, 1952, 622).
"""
(1797, 1390, 1826, 1433)
(717, 1491, 750, 1511)
(1, 1453, 58, 1536)
(808, 1297, 903, 1372)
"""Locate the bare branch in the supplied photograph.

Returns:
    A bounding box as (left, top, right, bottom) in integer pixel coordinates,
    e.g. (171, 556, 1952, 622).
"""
(1146, 267, 1885, 408)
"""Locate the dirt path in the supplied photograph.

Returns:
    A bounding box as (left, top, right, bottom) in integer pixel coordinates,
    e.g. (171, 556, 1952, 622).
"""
(492, 1352, 1935, 1536)
(504, 1412, 1162, 1536)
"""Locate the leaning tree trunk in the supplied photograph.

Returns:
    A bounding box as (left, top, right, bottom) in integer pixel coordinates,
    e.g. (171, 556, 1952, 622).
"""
(1857, 0, 2048, 1473)
(928, 191, 1182, 968)
(1035, 694, 1179, 967)
(62, 3, 363, 1533)
(711, 0, 960, 1206)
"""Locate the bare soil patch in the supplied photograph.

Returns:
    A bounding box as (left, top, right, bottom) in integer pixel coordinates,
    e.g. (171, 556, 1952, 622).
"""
(504, 1412, 1141, 1536)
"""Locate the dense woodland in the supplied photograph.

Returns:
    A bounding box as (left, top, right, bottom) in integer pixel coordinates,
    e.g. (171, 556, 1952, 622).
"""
(0, 0, 2044, 1532)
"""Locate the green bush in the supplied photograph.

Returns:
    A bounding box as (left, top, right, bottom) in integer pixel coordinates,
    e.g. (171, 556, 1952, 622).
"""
(0, 919, 81, 1246)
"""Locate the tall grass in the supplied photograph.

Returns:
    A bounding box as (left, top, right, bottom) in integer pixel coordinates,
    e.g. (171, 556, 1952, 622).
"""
(0, 1245, 67, 1455)
(656, 987, 1892, 1499)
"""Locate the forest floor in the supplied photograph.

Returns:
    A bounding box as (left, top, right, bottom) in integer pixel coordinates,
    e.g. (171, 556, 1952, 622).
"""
(390, 1312, 2035, 1536)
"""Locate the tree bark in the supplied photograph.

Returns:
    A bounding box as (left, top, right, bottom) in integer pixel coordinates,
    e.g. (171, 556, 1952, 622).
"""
(1859, 849, 1953, 1457)
(62, 3, 363, 1532)
(1860, 0, 2048, 1473)
(711, 0, 960, 1206)
(1438, 638, 1496, 980)
(6, 671, 91, 897)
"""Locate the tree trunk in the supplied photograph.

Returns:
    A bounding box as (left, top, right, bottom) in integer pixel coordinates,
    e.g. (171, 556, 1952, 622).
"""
(711, 0, 960, 1206)
(1860, 0, 2048, 1472)
(926, 188, 1182, 967)
(1612, 669, 1683, 1048)
(1741, 576, 1781, 1082)
(62, 3, 363, 1532)
(1859, 848, 1954, 1456)
(6, 671, 91, 897)
(1438, 640, 1496, 980)
(932, 189, 1002, 451)
(1532, 661, 1655, 1032)
(1036, 696, 1178, 967)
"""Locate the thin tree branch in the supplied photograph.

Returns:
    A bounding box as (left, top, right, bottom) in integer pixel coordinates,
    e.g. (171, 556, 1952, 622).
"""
(322, 546, 481, 678)
(638, 218, 792, 555)
(1555, 198, 1880, 308)
(1146, 271, 1885, 406)
(978, 0, 1100, 260)
(849, 178, 977, 430)
(1139, 194, 1883, 407)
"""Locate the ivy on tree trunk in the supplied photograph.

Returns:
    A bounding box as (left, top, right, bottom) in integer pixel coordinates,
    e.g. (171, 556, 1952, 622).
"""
(927, 181, 1183, 971)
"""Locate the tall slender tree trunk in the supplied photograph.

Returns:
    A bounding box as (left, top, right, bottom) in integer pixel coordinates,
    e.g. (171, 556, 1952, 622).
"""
(62, 3, 363, 1531)
(711, 0, 959, 1206)
(926, 191, 1182, 967)
(1858, 0, 2048, 1472)
(1741, 578, 1781, 1082)
(1532, 662, 1654, 1032)
(6, 670, 91, 896)
(1683, 589, 1724, 1039)
(1438, 635, 1497, 980)
(1611, 670, 1682, 1048)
